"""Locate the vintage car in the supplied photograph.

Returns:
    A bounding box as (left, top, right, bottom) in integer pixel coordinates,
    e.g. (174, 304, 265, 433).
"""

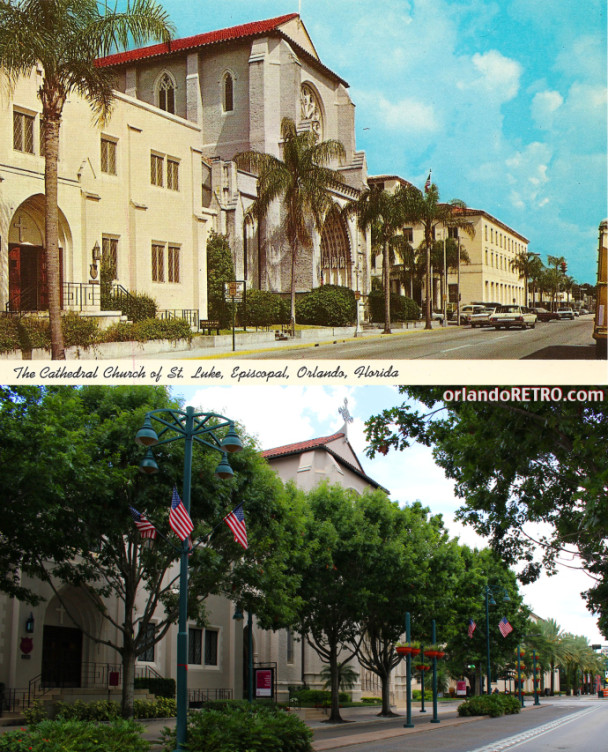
(489, 305, 538, 329)
(470, 307, 497, 327)
(532, 307, 559, 322)
(556, 308, 576, 320)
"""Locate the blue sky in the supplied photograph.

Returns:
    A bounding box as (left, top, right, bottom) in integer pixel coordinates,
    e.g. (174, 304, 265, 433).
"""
(175, 384, 604, 644)
(155, 0, 606, 284)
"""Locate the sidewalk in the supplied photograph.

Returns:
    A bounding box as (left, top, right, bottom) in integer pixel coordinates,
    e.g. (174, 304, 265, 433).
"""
(138, 320, 447, 360)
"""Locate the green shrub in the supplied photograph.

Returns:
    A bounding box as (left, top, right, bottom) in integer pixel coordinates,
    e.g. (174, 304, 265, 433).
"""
(0, 719, 149, 751)
(290, 689, 349, 705)
(61, 312, 99, 347)
(160, 704, 313, 752)
(368, 289, 420, 323)
(0, 318, 19, 352)
(412, 689, 433, 701)
(103, 318, 192, 344)
(239, 290, 290, 329)
(457, 693, 521, 718)
(134, 677, 175, 698)
(56, 700, 121, 722)
(17, 317, 50, 350)
(106, 291, 157, 323)
(23, 700, 47, 725)
(296, 285, 356, 326)
(207, 231, 235, 329)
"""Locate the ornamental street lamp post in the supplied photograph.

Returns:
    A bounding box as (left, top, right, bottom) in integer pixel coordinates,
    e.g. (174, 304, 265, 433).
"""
(483, 585, 510, 694)
(517, 645, 524, 708)
(403, 612, 414, 728)
(431, 619, 440, 724)
(136, 406, 242, 752)
(533, 650, 540, 706)
(420, 644, 426, 713)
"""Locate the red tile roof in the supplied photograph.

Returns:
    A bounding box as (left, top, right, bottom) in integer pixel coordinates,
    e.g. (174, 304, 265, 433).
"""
(262, 432, 345, 459)
(96, 13, 300, 67)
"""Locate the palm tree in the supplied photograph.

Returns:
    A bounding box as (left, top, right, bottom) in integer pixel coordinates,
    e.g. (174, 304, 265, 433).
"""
(234, 118, 345, 334)
(346, 185, 407, 333)
(0, 0, 174, 359)
(511, 252, 543, 307)
(536, 618, 568, 695)
(402, 183, 475, 329)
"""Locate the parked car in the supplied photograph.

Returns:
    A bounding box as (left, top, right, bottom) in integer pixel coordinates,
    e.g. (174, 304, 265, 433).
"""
(556, 308, 575, 320)
(459, 304, 488, 325)
(532, 307, 559, 322)
(470, 307, 497, 327)
(579, 308, 590, 315)
(489, 305, 537, 329)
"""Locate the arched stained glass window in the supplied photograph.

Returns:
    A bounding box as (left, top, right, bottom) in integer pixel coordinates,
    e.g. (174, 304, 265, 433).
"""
(223, 73, 234, 112)
(320, 206, 351, 286)
(158, 73, 175, 114)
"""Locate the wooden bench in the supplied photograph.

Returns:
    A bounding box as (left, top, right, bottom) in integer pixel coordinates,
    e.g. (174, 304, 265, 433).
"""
(199, 319, 221, 335)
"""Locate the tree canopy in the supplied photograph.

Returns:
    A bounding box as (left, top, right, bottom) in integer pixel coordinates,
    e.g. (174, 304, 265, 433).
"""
(365, 386, 608, 637)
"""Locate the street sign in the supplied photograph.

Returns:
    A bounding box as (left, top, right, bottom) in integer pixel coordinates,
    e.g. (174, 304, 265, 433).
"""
(224, 280, 245, 301)
(255, 667, 274, 698)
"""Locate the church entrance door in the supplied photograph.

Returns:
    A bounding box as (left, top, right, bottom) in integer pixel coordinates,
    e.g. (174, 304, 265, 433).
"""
(41, 625, 82, 688)
(8, 245, 63, 312)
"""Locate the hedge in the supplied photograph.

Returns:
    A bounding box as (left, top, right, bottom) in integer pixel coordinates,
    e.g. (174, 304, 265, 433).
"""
(53, 698, 176, 721)
(368, 289, 421, 323)
(289, 689, 349, 705)
(457, 693, 521, 717)
(0, 719, 150, 752)
(134, 676, 175, 698)
(296, 285, 356, 326)
(160, 704, 313, 752)
(238, 290, 290, 329)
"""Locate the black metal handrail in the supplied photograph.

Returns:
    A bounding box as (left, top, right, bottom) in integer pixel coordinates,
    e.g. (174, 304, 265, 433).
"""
(63, 282, 100, 311)
(188, 688, 233, 705)
(157, 309, 200, 329)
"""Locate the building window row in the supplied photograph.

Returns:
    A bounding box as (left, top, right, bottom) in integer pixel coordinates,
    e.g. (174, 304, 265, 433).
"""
(152, 242, 180, 283)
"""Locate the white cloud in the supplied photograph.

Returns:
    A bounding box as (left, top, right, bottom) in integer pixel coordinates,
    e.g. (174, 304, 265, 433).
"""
(471, 50, 523, 101)
(373, 94, 439, 133)
(531, 90, 564, 129)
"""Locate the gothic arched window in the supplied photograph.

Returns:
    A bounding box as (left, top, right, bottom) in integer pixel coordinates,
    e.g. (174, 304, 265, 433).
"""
(320, 206, 351, 286)
(300, 83, 323, 140)
(223, 73, 234, 112)
(157, 72, 176, 114)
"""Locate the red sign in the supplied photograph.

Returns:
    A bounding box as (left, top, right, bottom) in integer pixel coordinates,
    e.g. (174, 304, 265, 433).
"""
(456, 680, 467, 696)
(20, 637, 34, 654)
(255, 668, 273, 698)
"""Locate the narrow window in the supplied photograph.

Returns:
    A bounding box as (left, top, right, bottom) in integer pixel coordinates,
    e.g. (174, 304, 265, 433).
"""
(168, 245, 180, 283)
(158, 73, 175, 114)
(202, 162, 212, 207)
(101, 137, 117, 175)
(102, 236, 118, 280)
(223, 74, 234, 112)
(204, 629, 218, 666)
(167, 159, 179, 191)
(13, 111, 35, 153)
(138, 623, 156, 662)
(152, 243, 165, 282)
(151, 153, 164, 186)
(188, 628, 202, 665)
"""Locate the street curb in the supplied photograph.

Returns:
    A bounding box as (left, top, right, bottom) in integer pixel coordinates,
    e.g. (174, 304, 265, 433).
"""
(187, 325, 454, 360)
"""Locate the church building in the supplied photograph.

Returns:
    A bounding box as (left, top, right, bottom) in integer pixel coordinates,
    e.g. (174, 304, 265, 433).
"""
(0, 14, 371, 323)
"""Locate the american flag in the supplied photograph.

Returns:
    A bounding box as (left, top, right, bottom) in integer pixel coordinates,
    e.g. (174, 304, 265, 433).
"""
(424, 170, 432, 193)
(468, 619, 477, 638)
(169, 488, 194, 542)
(499, 617, 513, 638)
(129, 507, 157, 539)
(224, 503, 248, 549)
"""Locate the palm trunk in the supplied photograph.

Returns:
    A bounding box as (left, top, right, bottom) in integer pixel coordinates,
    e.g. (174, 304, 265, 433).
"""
(290, 238, 298, 336)
(43, 104, 66, 359)
(383, 240, 391, 334)
(424, 231, 432, 329)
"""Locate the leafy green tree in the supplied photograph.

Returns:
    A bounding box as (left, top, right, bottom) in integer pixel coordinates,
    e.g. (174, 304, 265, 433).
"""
(235, 118, 345, 333)
(206, 231, 235, 328)
(292, 483, 380, 722)
(353, 496, 463, 715)
(2, 386, 304, 718)
(0, 0, 174, 359)
(365, 387, 608, 637)
(511, 252, 544, 307)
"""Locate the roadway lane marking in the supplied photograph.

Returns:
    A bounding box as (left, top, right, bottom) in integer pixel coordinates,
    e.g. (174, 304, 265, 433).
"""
(465, 706, 599, 752)
(439, 335, 512, 353)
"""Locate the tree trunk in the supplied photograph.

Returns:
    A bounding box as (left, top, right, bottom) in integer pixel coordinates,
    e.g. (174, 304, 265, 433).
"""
(379, 670, 396, 716)
(121, 647, 136, 719)
(290, 238, 298, 336)
(328, 648, 344, 722)
(383, 241, 391, 333)
(424, 230, 432, 329)
(43, 108, 66, 360)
